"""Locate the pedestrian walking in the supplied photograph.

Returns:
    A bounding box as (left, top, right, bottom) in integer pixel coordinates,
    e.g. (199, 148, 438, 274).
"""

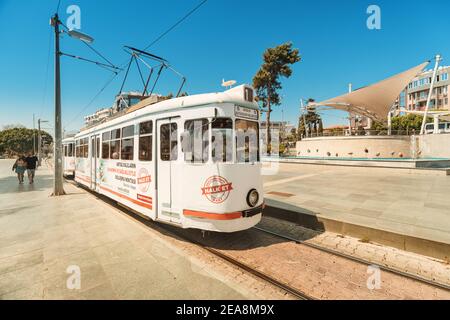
(12, 155, 27, 184)
(25, 153, 38, 184)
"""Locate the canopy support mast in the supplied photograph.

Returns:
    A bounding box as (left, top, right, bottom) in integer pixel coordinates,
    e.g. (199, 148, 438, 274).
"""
(420, 55, 442, 135)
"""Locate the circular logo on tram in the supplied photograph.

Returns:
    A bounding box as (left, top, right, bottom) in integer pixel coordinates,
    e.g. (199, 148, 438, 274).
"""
(137, 168, 151, 193)
(201, 176, 233, 204)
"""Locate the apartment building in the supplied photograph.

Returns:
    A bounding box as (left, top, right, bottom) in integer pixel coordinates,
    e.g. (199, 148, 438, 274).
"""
(405, 66, 449, 111)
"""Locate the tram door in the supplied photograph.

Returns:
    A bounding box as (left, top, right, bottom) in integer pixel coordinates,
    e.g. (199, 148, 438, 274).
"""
(90, 135, 100, 190)
(156, 118, 180, 223)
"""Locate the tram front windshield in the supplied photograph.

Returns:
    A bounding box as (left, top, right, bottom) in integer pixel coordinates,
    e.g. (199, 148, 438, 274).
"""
(186, 117, 259, 164)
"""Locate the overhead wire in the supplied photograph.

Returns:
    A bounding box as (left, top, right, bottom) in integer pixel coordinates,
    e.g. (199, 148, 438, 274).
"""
(63, 72, 119, 130)
(62, 0, 208, 128)
(143, 0, 208, 50)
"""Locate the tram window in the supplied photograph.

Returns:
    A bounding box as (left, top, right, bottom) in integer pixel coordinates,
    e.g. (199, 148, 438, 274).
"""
(110, 140, 120, 159)
(75, 140, 80, 158)
(83, 138, 89, 158)
(78, 139, 83, 158)
(122, 125, 134, 138)
(236, 119, 259, 163)
(120, 125, 134, 160)
(109, 128, 121, 160)
(121, 138, 134, 160)
(96, 138, 100, 158)
(160, 123, 178, 161)
(69, 143, 74, 157)
(102, 132, 110, 159)
(140, 121, 152, 135)
(111, 129, 121, 140)
(212, 118, 233, 163)
(102, 132, 110, 141)
(64, 146, 67, 157)
(139, 121, 153, 161)
(184, 119, 209, 163)
(91, 139, 95, 158)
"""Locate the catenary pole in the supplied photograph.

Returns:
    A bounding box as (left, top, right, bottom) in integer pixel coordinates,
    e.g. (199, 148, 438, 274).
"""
(51, 13, 65, 196)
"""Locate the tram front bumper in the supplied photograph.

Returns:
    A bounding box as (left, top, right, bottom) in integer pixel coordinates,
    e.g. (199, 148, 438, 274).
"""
(184, 204, 264, 221)
(242, 204, 264, 218)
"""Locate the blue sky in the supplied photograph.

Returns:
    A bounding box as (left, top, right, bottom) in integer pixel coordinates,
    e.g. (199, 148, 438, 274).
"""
(1, 0, 449, 134)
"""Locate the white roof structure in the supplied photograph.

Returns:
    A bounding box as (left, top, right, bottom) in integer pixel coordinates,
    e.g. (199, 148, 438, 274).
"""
(315, 62, 429, 120)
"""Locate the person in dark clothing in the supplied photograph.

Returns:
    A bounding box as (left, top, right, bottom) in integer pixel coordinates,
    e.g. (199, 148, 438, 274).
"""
(25, 153, 38, 184)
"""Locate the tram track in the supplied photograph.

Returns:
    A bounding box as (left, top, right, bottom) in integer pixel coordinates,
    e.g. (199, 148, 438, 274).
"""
(64, 177, 450, 299)
(253, 226, 450, 292)
(161, 225, 314, 300)
(64, 178, 313, 300)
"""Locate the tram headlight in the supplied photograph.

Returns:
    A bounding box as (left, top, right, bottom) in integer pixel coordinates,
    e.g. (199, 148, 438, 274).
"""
(247, 189, 259, 207)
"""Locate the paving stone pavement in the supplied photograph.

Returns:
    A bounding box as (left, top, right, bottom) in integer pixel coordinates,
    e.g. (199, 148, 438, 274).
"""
(0, 159, 290, 300)
(263, 162, 450, 245)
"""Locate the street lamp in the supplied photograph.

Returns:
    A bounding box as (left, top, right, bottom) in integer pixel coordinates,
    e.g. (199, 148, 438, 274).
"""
(67, 29, 94, 43)
(50, 13, 94, 196)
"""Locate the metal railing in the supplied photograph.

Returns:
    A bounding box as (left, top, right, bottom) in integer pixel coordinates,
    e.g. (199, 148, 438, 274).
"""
(301, 129, 419, 138)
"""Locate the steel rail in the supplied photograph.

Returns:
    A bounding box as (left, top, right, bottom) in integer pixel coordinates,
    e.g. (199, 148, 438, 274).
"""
(253, 226, 450, 292)
(64, 178, 312, 300)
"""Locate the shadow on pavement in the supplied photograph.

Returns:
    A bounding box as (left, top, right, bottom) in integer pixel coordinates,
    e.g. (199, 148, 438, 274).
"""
(263, 198, 326, 232)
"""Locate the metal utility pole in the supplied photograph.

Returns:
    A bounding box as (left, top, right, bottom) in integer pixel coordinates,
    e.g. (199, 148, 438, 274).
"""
(51, 13, 65, 196)
(420, 54, 442, 135)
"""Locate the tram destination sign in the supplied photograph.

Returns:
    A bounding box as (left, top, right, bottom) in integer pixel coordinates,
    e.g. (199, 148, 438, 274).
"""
(235, 105, 259, 120)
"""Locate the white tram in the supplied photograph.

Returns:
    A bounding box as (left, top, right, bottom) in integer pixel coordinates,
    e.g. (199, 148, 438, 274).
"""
(71, 85, 263, 232)
(62, 137, 76, 177)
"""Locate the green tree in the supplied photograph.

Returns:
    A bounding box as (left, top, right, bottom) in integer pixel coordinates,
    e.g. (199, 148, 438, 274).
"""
(2, 124, 25, 130)
(371, 120, 387, 131)
(253, 42, 301, 154)
(392, 114, 431, 132)
(371, 114, 432, 134)
(0, 127, 53, 156)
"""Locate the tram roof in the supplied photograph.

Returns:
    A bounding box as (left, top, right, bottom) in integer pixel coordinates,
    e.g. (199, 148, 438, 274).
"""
(62, 137, 75, 143)
(75, 84, 258, 138)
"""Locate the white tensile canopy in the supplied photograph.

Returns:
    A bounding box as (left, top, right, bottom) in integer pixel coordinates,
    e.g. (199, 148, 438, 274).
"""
(315, 61, 430, 120)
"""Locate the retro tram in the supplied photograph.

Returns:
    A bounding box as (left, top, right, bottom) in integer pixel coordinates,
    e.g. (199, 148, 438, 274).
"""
(62, 137, 76, 177)
(70, 85, 263, 232)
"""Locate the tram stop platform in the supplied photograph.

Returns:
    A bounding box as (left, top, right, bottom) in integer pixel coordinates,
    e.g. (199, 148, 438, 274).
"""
(262, 162, 450, 261)
(0, 159, 279, 300)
